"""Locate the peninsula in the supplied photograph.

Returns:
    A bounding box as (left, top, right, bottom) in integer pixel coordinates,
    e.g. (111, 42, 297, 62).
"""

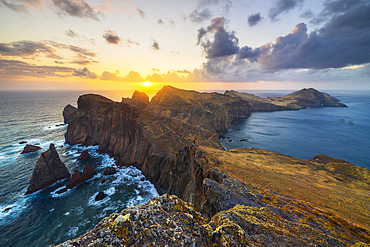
(50, 87, 368, 246)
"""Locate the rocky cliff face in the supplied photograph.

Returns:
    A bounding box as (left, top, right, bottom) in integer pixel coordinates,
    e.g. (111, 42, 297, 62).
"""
(147, 86, 252, 134)
(26, 144, 70, 195)
(121, 90, 149, 109)
(225, 88, 347, 111)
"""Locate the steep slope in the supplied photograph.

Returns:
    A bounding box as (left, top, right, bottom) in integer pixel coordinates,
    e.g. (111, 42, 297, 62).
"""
(147, 86, 252, 134)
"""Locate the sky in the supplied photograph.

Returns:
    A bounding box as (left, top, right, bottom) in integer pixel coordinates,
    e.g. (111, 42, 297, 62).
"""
(0, 0, 369, 91)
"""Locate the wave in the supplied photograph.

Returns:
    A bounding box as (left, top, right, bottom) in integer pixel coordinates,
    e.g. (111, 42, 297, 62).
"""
(41, 123, 68, 131)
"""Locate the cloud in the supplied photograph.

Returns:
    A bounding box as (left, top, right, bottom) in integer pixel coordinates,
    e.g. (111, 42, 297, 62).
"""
(70, 53, 98, 65)
(65, 29, 79, 37)
(189, 8, 212, 23)
(0, 0, 28, 12)
(125, 38, 139, 46)
(99, 70, 144, 82)
(73, 67, 97, 79)
(151, 39, 159, 50)
(157, 18, 164, 24)
(268, 0, 303, 22)
(103, 29, 121, 44)
(197, 0, 232, 15)
(152, 68, 159, 72)
(0, 59, 75, 78)
(247, 13, 262, 27)
(197, 17, 239, 59)
(0, 41, 54, 57)
(52, 0, 101, 21)
(299, 9, 314, 19)
(136, 8, 145, 18)
(176, 69, 191, 73)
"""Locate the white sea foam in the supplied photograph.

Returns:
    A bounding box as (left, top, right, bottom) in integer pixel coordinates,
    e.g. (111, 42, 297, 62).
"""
(42, 122, 68, 131)
(67, 226, 79, 236)
(64, 212, 70, 216)
(0, 197, 30, 225)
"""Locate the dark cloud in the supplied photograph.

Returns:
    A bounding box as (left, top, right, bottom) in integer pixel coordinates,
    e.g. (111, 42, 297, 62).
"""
(259, 2, 370, 70)
(236, 46, 261, 62)
(0, 41, 55, 57)
(73, 67, 97, 79)
(268, 0, 303, 22)
(70, 53, 98, 65)
(52, 0, 101, 21)
(176, 69, 191, 73)
(157, 18, 164, 24)
(65, 29, 79, 37)
(103, 30, 121, 44)
(0, 59, 75, 78)
(311, 0, 364, 24)
(136, 8, 145, 19)
(189, 8, 212, 23)
(197, 0, 232, 15)
(99, 70, 144, 82)
(247, 13, 262, 27)
(0, 0, 28, 12)
(151, 40, 159, 50)
(299, 9, 314, 19)
(197, 17, 239, 59)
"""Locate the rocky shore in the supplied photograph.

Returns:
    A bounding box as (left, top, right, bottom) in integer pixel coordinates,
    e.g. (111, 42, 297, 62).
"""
(50, 87, 368, 246)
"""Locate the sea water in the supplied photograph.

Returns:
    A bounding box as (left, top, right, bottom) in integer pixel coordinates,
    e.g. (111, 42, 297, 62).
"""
(221, 90, 370, 169)
(0, 91, 158, 247)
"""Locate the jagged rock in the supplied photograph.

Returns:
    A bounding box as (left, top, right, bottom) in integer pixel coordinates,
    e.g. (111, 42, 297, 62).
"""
(121, 90, 150, 109)
(50, 195, 350, 247)
(77, 150, 90, 161)
(101, 179, 106, 184)
(239, 139, 249, 142)
(25, 144, 70, 195)
(19, 141, 27, 144)
(2, 207, 12, 213)
(21, 144, 41, 154)
(95, 191, 107, 201)
(56, 164, 96, 194)
(63, 104, 77, 124)
(103, 166, 116, 175)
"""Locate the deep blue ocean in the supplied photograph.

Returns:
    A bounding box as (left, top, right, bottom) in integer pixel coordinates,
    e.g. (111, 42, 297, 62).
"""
(0, 89, 369, 247)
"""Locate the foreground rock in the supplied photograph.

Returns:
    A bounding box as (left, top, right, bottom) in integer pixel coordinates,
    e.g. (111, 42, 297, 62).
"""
(51, 194, 368, 247)
(20, 144, 41, 154)
(225, 88, 347, 111)
(25, 144, 70, 195)
(103, 166, 116, 175)
(56, 164, 96, 194)
(76, 150, 90, 161)
(94, 191, 107, 201)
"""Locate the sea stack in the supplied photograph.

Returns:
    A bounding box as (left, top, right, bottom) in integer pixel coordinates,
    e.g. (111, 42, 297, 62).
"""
(25, 144, 70, 195)
(21, 144, 42, 154)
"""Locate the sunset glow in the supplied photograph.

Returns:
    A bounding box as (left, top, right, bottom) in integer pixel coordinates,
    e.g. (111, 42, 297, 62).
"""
(0, 0, 369, 91)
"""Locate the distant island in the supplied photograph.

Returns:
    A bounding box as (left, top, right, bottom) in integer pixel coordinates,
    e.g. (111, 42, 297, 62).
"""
(44, 87, 368, 246)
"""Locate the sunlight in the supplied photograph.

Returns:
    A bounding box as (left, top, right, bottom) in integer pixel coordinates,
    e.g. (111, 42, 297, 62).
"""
(142, 81, 152, 87)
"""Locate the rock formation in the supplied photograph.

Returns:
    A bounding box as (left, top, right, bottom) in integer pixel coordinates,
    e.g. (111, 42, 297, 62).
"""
(63, 104, 77, 124)
(55, 86, 370, 246)
(77, 150, 90, 161)
(121, 90, 150, 109)
(25, 144, 70, 195)
(20, 144, 41, 154)
(225, 88, 347, 111)
(95, 191, 107, 201)
(56, 164, 96, 194)
(103, 166, 116, 175)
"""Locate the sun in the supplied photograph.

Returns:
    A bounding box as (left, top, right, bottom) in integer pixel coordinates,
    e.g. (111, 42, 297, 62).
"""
(142, 81, 152, 87)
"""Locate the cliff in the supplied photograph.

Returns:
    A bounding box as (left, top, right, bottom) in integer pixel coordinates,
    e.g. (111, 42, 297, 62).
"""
(225, 88, 347, 111)
(57, 87, 370, 246)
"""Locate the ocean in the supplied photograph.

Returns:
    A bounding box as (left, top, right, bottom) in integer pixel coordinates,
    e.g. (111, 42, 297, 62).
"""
(0, 89, 369, 246)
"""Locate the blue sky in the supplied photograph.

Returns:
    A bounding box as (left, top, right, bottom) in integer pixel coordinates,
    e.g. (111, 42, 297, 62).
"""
(0, 0, 369, 90)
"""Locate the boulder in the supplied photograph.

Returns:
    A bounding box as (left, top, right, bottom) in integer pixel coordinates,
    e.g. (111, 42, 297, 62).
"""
(21, 144, 41, 154)
(56, 164, 96, 194)
(77, 150, 90, 161)
(103, 166, 116, 175)
(95, 191, 107, 201)
(25, 144, 70, 195)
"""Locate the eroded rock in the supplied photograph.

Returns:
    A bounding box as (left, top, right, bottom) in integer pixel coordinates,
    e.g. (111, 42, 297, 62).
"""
(21, 144, 41, 154)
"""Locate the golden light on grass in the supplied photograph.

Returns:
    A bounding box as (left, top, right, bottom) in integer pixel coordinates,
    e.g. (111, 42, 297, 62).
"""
(142, 81, 152, 87)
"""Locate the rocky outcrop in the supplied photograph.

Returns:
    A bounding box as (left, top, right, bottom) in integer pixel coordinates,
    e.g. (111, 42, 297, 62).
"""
(63, 104, 77, 124)
(103, 166, 116, 175)
(77, 150, 90, 161)
(51, 194, 370, 247)
(57, 164, 96, 194)
(121, 90, 149, 109)
(146, 86, 252, 134)
(95, 191, 107, 201)
(20, 144, 41, 154)
(25, 144, 70, 195)
(225, 88, 347, 111)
